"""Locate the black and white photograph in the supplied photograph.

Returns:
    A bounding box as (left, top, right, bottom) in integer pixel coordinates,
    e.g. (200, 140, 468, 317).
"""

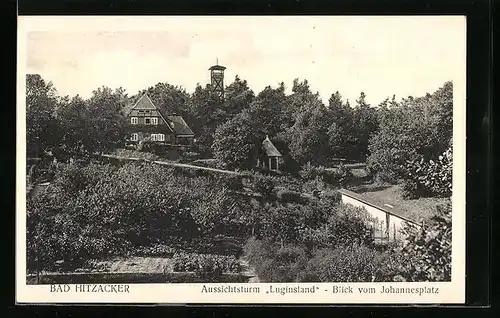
(17, 16, 466, 303)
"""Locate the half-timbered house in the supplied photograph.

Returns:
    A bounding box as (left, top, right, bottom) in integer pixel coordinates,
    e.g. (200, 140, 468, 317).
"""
(123, 93, 195, 148)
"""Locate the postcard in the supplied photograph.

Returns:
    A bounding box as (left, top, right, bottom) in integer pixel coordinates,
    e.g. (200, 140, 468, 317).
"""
(16, 15, 466, 304)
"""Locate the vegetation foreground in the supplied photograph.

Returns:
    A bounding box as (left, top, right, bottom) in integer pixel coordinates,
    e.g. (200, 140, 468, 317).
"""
(28, 159, 451, 283)
(26, 74, 453, 283)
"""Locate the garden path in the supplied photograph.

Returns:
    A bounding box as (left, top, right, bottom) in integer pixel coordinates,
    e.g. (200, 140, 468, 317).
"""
(102, 154, 248, 176)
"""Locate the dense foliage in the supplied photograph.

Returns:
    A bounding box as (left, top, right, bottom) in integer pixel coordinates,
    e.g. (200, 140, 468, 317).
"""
(212, 113, 259, 170)
(367, 82, 453, 186)
(26, 75, 60, 158)
(28, 74, 452, 196)
(26, 73, 453, 283)
(172, 252, 240, 275)
(402, 147, 453, 198)
(26, 162, 250, 272)
(243, 198, 452, 283)
(299, 164, 353, 187)
(396, 203, 452, 281)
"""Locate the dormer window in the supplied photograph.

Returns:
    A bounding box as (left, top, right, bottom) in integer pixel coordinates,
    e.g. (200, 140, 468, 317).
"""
(151, 117, 158, 125)
(131, 117, 138, 124)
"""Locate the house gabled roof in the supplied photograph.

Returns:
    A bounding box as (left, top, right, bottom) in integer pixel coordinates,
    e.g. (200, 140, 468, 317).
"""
(261, 136, 282, 157)
(124, 93, 173, 133)
(167, 115, 194, 136)
(126, 93, 157, 115)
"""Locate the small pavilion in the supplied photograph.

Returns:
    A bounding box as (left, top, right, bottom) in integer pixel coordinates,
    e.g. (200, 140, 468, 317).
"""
(257, 136, 283, 171)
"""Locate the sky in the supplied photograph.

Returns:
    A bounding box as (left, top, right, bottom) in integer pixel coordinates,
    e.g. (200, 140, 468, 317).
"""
(22, 16, 466, 106)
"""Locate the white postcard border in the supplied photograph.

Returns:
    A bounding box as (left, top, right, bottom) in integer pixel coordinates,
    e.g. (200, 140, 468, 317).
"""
(16, 15, 467, 304)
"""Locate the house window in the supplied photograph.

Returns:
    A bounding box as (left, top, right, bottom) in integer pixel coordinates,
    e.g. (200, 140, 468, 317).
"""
(151, 117, 158, 125)
(158, 133, 165, 141)
(145, 117, 151, 125)
(131, 117, 138, 124)
(150, 134, 157, 141)
(131, 133, 138, 141)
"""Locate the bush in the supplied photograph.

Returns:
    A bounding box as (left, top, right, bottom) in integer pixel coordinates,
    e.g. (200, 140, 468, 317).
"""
(299, 164, 323, 180)
(179, 151, 201, 162)
(243, 237, 273, 266)
(112, 148, 159, 161)
(172, 252, 241, 275)
(400, 179, 427, 199)
(402, 147, 452, 198)
(301, 177, 327, 194)
(297, 244, 402, 282)
(243, 239, 308, 283)
(322, 165, 353, 186)
(189, 187, 242, 236)
(252, 175, 275, 196)
(133, 244, 178, 257)
(243, 238, 403, 283)
(277, 189, 306, 204)
(216, 174, 244, 191)
(299, 164, 353, 187)
(298, 204, 374, 249)
(321, 189, 342, 203)
(396, 203, 452, 281)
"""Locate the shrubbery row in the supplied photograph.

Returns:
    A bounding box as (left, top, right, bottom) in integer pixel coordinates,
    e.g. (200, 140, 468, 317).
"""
(172, 252, 240, 274)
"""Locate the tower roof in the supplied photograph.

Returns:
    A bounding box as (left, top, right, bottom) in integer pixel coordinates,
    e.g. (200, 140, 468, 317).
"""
(209, 65, 226, 71)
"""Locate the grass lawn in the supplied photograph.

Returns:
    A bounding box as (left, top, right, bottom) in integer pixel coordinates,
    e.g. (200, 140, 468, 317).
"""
(350, 183, 450, 223)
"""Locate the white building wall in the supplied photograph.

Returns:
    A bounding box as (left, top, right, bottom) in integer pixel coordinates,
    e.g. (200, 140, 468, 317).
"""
(341, 193, 413, 241)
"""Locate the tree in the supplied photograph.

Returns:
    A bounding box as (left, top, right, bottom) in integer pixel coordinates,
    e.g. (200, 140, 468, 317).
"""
(54, 95, 89, 160)
(352, 92, 379, 162)
(26, 74, 59, 157)
(212, 113, 259, 170)
(285, 105, 330, 166)
(139, 82, 189, 116)
(367, 81, 453, 183)
(326, 91, 356, 160)
(244, 83, 287, 137)
(283, 80, 330, 165)
(283, 79, 322, 129)
(85, 87, 127, 154)
(186, 84, 224, 155)
(223, 75, 255, 116)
